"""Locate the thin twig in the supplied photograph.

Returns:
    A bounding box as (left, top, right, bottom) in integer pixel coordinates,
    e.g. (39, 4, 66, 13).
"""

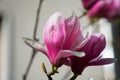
(78, 13, 86, 19)
(42, 63, 54, 80)
(23, 0, 44, 80)
(33, 0, 44, 40)
(47, 75, 53, 80)
(23, 52, 36, 80)
(70, 74, 78, 80)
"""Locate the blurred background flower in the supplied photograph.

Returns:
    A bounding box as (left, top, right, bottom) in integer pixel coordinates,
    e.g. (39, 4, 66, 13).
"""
(82, 0, 120, 21)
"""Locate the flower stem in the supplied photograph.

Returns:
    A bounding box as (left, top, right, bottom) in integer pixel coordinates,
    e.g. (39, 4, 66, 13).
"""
(42, 63, 53, 80)
(48, 65, 58, 75)
(78, 12, 86, 19)
(47, 75, 53, 80)
(78, 10, 87, 19)
(70, 74, 78, 80)
(23, 0, 44, 80)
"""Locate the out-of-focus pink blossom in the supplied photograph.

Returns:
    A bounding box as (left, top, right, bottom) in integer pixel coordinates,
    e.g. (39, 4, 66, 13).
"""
(81, 0, 98, 9)
(67, 33, 115, 74)
(86, 0, 120, 20)
(23, 12, 88, 67)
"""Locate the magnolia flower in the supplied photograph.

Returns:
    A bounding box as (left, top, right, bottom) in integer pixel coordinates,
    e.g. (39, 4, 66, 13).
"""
(81, 0, 98, 10)
(23, 12, 87, 67)
(67, 33, 115, 75)
(86, 0, 120, 20)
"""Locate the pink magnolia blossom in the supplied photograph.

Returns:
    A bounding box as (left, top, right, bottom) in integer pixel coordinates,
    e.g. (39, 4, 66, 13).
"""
(67, 33, 115, 74)
(81, 0, 98, 10)
(23, 12, 88, 67)
(86, 0, 120, 20)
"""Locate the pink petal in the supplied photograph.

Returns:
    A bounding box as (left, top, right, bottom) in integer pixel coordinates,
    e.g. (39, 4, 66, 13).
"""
(81, 0, 98, 9)
(93, 33, 106, 58)
(71, 30, 89, 50)
(69, 56, 86, 74)
(82, 33, 106, 58)
(43, 12, 66, 62)
(87, 58, 116, 66)
(73, 35, 89, 51)
(22, 38, 48, 56)
(106, 0, 120, 19)
(62, 15, 82, 49)
(54, 50, 85, 67)
(87, 0, 106, 18)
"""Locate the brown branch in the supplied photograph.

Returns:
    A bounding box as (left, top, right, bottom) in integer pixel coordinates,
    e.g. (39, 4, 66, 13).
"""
(33, 0, 44, 40)
(69, 74, 78, 80)
(23, 0, 44, 80)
